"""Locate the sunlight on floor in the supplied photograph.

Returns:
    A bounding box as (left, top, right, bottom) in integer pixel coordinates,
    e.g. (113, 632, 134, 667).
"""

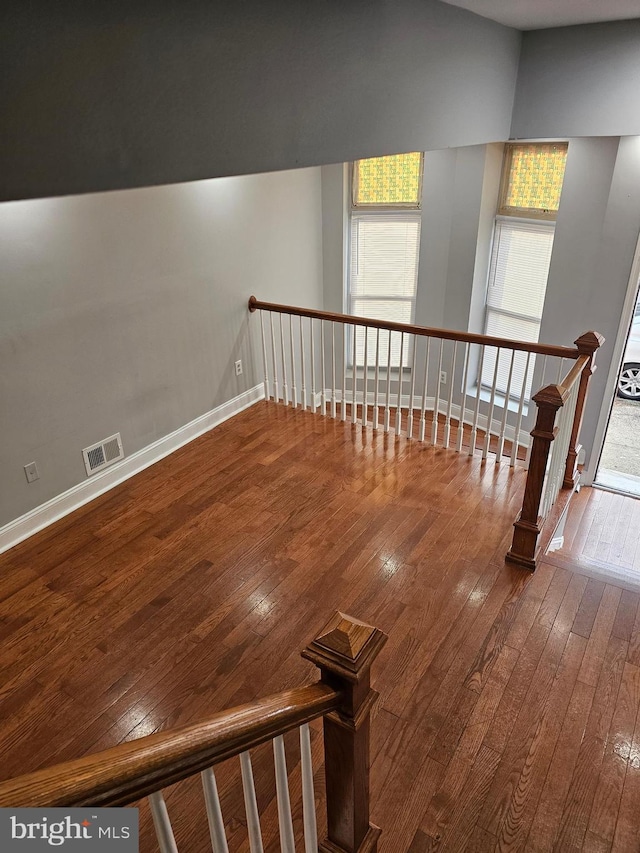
(597, 399, 640, 497)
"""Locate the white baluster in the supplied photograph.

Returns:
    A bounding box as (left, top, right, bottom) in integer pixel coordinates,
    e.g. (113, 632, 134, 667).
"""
(457, 343, 471, 452)
(342, 323, 347, 421)
(202, 768, 230, 853)
(300, 316, 307, 411)
(541, 403, 566, 518)
(352, 323, 358, 424)
(496, 350, 516, 462)
(273, 736, 295, 853)
(321, 319, 326, 416)
(541, 354, 548, 389)
(408, 336, 417, 439)
(373, 328, 380, 430)
(331, 322, 337, 419)
(469, 344, 485, 456)
(280, 314, 289, 406)
(511, 351, 531, 467)
(396, 332, 405, 436)
(419, 337, 431, 442)
(310, 318, 317, 413)
(240, 752, 264, 853)
(482, 347, 501, 460)
(384, 331, 392, 432)
(289, 315, 297, 409)
(431, 339, 444, 445)
(362, 326, 369, 427)
(149, 791, 179, 853)
(300, 724, 318, 853)
(443, 341, 458, 449)
(259, 311, 270, 401)
(270, 313, 279, 403)
(556, 357, 564, 384)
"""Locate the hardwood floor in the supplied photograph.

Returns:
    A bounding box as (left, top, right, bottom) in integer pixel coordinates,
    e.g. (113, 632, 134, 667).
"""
(1, 402, 639, 852)
(546, 486, 640, 591)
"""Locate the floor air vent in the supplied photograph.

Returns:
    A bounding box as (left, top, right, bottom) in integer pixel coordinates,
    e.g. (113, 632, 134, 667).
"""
(82, 433, 124, 476)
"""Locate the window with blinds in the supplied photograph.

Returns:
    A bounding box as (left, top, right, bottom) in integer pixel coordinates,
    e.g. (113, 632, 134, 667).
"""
(347, 152, 423, 368)
(480, 142, 567, 399)
(349, 214, 421, 367)
(481, 219, 555, 397)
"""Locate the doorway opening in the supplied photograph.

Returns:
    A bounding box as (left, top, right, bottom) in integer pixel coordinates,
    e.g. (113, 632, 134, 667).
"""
(596, 288, 640, 496)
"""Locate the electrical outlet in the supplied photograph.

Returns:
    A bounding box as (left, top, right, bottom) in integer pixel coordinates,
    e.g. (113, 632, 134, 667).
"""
(24, 461, 39, 483)
(235, 359, 243, 376)
(440, 371, 447, 384)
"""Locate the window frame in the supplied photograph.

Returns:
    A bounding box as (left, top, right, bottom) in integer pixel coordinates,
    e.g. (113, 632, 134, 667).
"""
(484, 215, 557, 330)
(347, 209, 421, 369)
(480, 140, 568, 400)
(346, 154, 424, 370)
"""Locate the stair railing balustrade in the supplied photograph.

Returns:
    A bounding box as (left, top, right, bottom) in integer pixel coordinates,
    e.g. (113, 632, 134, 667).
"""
(0, 612, 387, 853)
(249, 297, 603, 569)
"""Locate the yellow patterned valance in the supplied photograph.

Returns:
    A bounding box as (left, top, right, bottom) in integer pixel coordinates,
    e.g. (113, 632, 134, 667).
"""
(501, 143, 568, 217)
(353, 152, 423, 207)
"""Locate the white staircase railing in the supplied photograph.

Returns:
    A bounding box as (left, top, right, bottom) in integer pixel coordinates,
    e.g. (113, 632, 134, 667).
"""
(249, 297, 603, 570)
(249, 296, 583, 468)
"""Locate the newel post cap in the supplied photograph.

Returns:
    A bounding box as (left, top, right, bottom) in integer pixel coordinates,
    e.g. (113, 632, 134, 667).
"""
(301, 612, 387, 684)
(532, 383, 565, 409)
(574, 330, 605, 354)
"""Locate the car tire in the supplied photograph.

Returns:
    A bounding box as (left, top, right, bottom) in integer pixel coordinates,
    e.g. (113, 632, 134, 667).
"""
(617, 362, 640, 400)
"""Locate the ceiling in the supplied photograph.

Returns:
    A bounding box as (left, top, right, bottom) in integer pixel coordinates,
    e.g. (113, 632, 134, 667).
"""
(440, 0, 640, 30)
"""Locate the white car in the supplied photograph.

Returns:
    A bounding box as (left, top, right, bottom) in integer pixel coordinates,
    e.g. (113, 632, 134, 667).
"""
(618, 304, 640, 400)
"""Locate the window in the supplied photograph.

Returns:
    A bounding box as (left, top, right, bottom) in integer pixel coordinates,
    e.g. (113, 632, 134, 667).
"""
(481, 143, 567, 397)
(499, 143, 567, 219)
(348, 153, 423, 367)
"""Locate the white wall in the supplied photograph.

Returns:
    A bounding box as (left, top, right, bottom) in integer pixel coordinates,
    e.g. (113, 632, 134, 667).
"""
(512, 20, 640, 139)
(0, 168, 324, 527)
(0, 0, 521, 201)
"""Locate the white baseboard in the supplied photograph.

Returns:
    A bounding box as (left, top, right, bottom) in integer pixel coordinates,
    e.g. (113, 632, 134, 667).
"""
(0, 384, 265, 555)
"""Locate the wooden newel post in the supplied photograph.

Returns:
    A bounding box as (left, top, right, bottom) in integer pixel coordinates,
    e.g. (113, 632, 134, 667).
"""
(506, 386, 563, 570)
(563, 331, 605, 489)
(302, 612, 388, 853)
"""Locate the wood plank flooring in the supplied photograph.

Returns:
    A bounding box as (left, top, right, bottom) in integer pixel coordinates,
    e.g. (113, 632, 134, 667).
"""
(546, 486, 640, 591)
(1, 402, 639, 852)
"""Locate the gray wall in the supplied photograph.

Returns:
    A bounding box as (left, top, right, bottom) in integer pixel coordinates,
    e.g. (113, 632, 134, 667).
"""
(540, 136, 640, 464)
(0, 0, 521, 201)
(512, 20, 640, 139)
(0, 167, 324, 527)
(320, 138, 640, 468)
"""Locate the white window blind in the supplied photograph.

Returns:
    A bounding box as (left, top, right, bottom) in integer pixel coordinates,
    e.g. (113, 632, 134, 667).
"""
(349, 213, 421, 367)
(482, 218, 555, 398)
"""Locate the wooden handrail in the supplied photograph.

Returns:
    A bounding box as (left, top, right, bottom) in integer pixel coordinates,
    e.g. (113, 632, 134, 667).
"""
(248, 296, 581, 360)
(0, 683, 340, 808)
(556, 354, 590, 399)
(0, 611, 389, 852)
(563, 331, 605, 489)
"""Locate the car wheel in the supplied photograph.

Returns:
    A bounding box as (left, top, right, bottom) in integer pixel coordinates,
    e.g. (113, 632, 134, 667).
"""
(617, 362, 640, 400)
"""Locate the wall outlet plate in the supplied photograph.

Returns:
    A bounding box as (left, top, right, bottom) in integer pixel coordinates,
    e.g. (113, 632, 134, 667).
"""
(24, 461, 39, 483)
(440, 371, 447, 384)
(235, 360, 243, 376)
